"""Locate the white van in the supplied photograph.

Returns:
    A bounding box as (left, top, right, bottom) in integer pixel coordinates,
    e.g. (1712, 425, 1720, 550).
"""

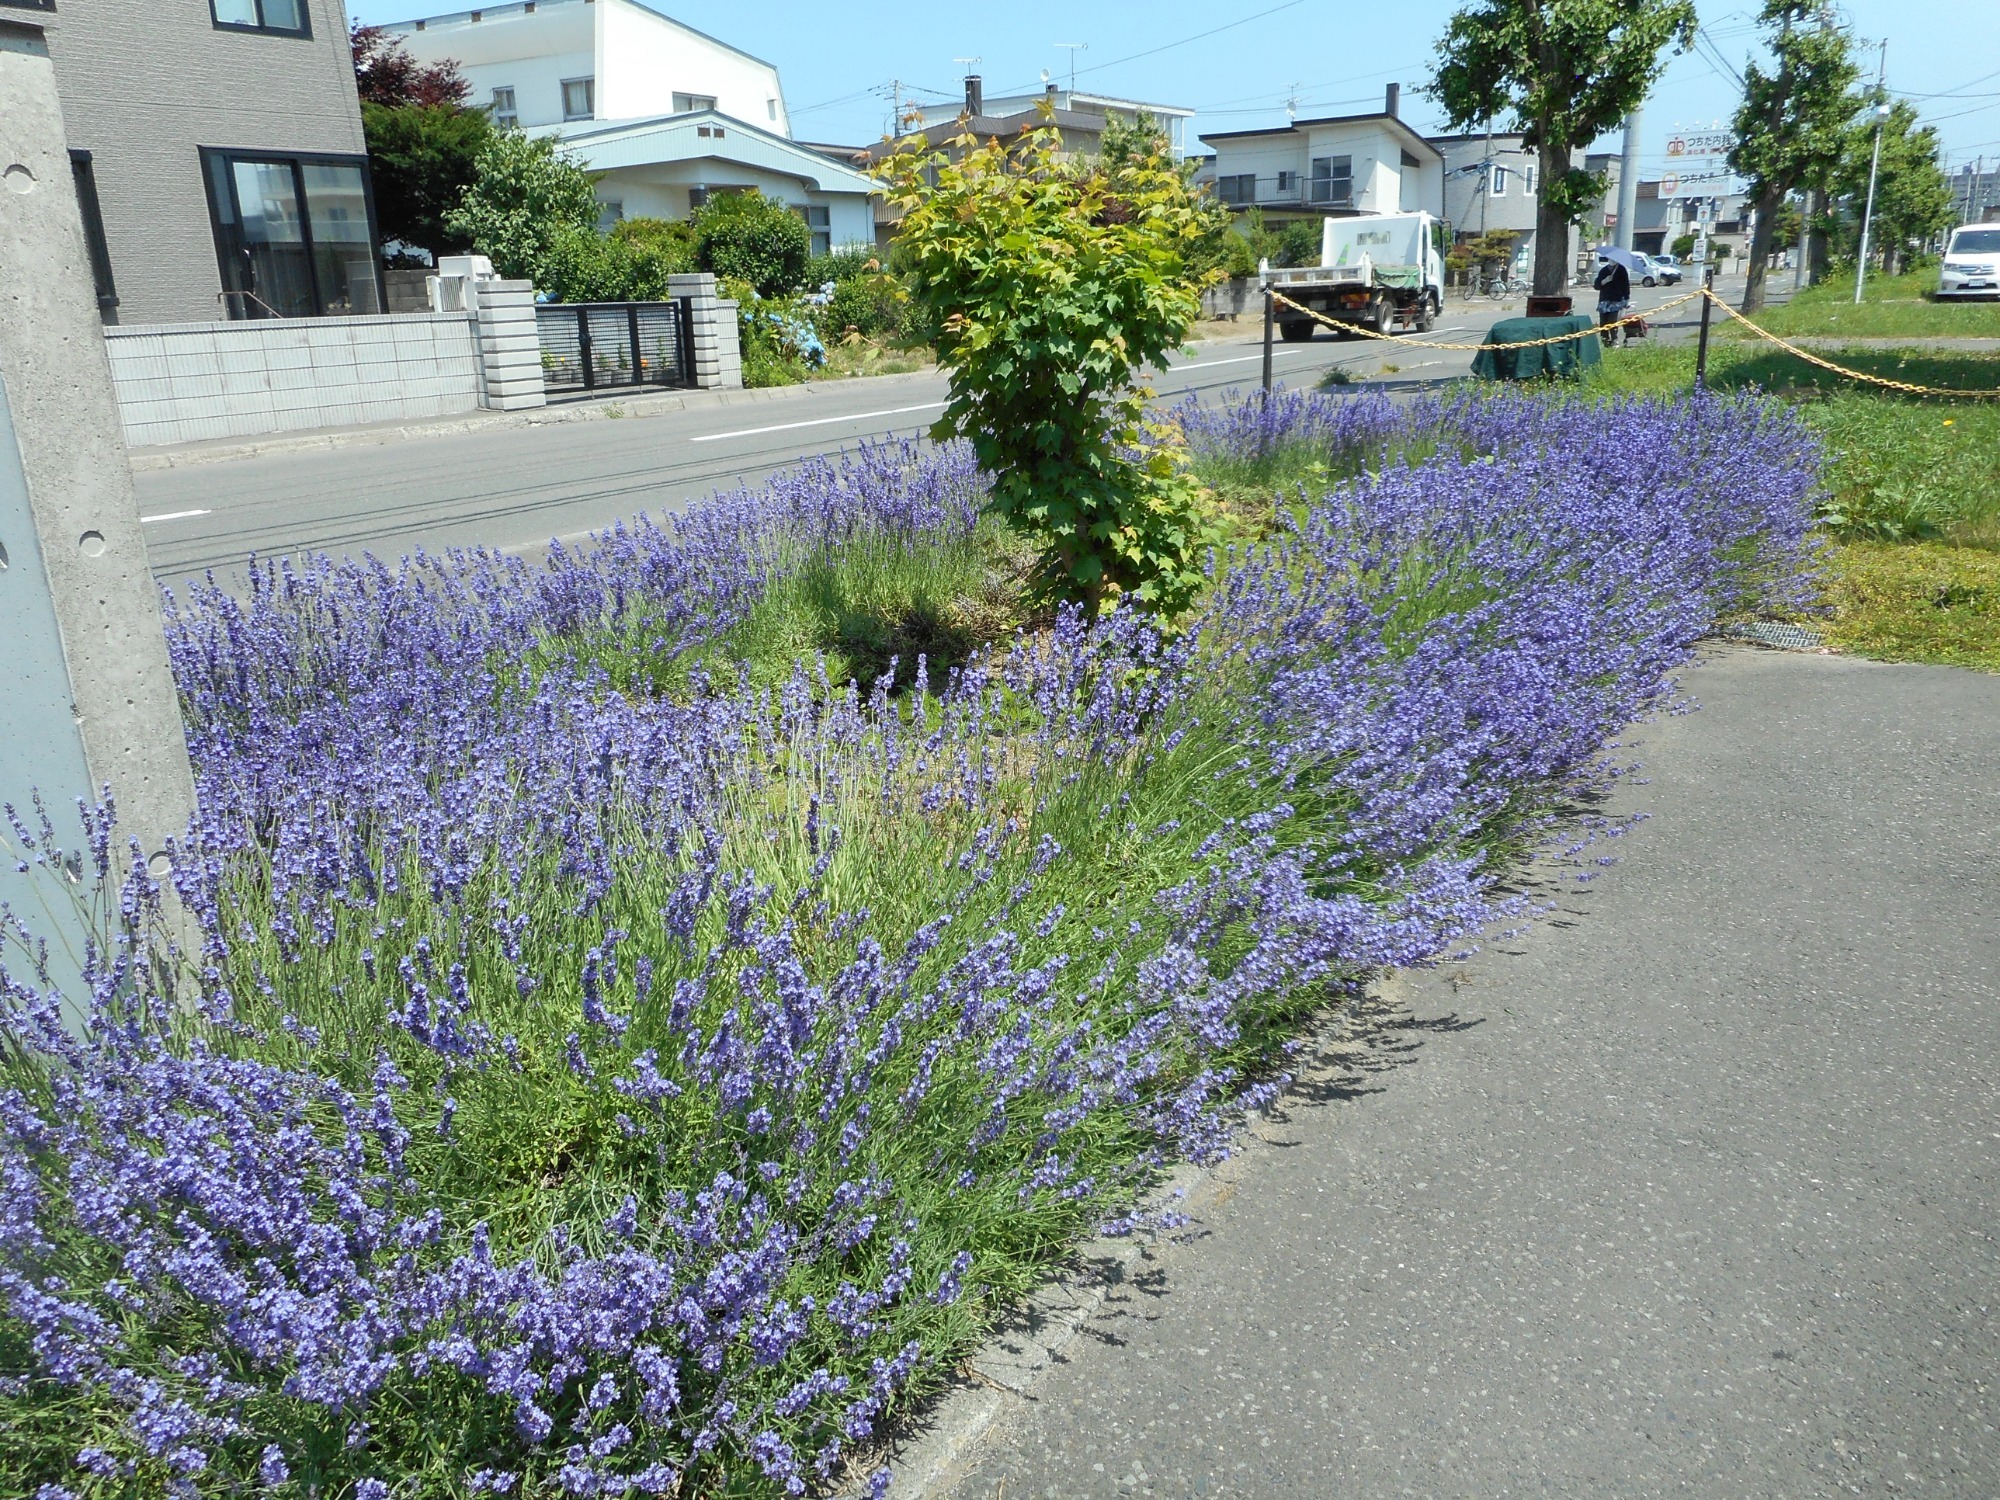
(1939, 224, 2000, 298)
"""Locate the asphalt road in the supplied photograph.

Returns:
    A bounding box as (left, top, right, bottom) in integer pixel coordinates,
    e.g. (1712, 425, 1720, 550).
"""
(940, 644, 2000, 1498)
(131, 278, 1720, 587)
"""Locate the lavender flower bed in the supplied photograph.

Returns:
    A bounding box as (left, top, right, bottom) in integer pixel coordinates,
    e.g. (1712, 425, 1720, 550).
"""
(1, 391, 1818, 1498)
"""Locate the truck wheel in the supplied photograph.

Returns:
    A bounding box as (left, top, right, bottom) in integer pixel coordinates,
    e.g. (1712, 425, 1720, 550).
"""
(1278, 319, 1315, 342)
(1415, 293, 1438, 334)
(1372, 296, 1398, 335)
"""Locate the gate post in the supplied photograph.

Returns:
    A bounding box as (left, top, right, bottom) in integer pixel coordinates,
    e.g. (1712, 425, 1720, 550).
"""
(666, 273, 743, 390)
(0, 17, 197, 1004)
(469, 277, 547, 410)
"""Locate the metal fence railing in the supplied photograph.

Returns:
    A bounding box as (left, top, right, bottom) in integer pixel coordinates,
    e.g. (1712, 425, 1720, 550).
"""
(535, 300, 695, 395)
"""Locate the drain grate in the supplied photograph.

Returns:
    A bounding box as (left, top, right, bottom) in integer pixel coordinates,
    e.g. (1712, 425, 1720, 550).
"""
(1724, 620, 1825, 651)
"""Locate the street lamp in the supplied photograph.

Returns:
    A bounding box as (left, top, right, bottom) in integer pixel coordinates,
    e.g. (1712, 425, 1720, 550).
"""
(1854, 42, 1890, 306)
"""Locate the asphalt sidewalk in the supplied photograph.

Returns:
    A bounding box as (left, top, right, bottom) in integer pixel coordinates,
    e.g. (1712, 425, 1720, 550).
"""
(927, 644, 2000, 1498)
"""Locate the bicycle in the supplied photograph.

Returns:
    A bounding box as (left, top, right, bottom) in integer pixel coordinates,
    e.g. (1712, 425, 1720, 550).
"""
(1483, 273, 1529, 299)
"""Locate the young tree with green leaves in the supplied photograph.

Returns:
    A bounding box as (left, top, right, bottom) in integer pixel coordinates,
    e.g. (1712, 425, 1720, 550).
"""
(878, 122, 1218, 615)
(1727, 2, 1860, 313)
(1430, 0, 1696, 296)
(445, 132, 601, 284)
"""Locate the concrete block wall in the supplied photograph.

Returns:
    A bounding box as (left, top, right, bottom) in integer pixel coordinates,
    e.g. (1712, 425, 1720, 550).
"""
(105, 313, 485, 448)
(667, 273, 744, 390)
(469, 279, 548, 412)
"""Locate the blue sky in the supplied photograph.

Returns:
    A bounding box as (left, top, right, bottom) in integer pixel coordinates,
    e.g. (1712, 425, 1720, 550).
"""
(345, 0, 2000, 179)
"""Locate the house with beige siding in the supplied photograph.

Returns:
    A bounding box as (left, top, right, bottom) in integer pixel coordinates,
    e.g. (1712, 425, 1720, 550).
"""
(10, 0, 379, 324)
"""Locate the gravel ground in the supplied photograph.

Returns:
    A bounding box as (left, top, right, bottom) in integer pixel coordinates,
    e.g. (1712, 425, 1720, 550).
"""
(940, 644, 2000, 1499)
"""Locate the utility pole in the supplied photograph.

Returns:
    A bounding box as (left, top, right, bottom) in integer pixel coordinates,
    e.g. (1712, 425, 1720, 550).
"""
(1854, 39, 1889, 305)
(1, 15, 198, 1018)
(1615, 107, 1642, 252)
(1479, 116, 1493, 236)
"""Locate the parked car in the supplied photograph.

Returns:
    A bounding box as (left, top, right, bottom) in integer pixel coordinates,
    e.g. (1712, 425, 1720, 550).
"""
(1939, 224, 2000, 299)
(1648, 254, 1683, 285)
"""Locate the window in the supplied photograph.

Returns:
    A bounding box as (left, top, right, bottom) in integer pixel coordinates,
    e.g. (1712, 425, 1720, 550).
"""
(697, 124, 727, 139)
(562, 77, 595, 121)
(767, 98, 778, 121)
(1216, 173, 1256, 206)
(1309, 155, 1351, 205)
(1275, 170, 1296, 195)
(673, 92, 718, 114)
(1490, 164, 1509, 197)
(597, 200, 624, 232)
(490, 86, 517, 129)
(795, 204, 831, 257)
(202, 149, 382, 319)
(1523, 164, 1537, 194)
(0, 0, 58, 12)
(209, 0, 309, 37)
(688, 185, 709, 211)
(69, 151, 118, 316)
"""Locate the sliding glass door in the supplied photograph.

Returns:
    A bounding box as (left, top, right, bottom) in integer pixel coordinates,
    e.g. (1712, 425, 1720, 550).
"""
(203, 150, 383, 318)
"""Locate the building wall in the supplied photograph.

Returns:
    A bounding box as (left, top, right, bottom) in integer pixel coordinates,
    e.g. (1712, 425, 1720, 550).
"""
(35, 0, 368, 325)
(1203, 122, 1440, 218)
(597, 0, 786, 133)
(393, 0, 785, 133)
(1435, 135, 1540, 237)
(594, 163, 872, 250)
(105, 312, 483, 447)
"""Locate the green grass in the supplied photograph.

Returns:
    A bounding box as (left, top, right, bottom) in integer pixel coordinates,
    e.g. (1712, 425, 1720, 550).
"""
(533, 523, 1031, 703)
(1821, 541, 2000, 671)
(1737, 268, 2000, 340)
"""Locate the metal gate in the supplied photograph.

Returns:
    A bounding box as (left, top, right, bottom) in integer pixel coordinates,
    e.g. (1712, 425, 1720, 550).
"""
(535, 299, 696, 395)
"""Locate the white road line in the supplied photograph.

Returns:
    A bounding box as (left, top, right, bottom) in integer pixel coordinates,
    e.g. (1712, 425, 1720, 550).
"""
(139, 509, 212, 524)
(1173, 350, 1300, 369)
(689, 403, 946, 442)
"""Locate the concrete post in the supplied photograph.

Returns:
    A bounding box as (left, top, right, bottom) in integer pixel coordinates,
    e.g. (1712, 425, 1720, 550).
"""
(1615, 108, 1642, 254)
(0, 18, 197, 997)
(667, 272, 743, 390)
(468, 277, 547, 411)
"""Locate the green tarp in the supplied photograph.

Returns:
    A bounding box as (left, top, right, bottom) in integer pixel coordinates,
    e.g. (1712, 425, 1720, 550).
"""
(1470, 314, 1603, 381)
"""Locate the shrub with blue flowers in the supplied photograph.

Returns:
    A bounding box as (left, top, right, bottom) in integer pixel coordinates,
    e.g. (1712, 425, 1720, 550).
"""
(0, 390, 1818, 1496)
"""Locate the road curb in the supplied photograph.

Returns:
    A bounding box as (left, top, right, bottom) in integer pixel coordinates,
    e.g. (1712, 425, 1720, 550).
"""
(840, 975, 1413, 1498)
(125, 368, 943, 472)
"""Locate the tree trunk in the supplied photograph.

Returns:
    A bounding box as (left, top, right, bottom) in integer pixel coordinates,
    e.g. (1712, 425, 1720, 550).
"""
(1807, 187, 1830, 285)
(1533, 139, 1572, 297)
(1741, 183, 1784, 314)
(1882, 240, 1900, 277)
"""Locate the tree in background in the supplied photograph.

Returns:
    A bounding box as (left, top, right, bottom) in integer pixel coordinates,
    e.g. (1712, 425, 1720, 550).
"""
(880, 123, 1217, 614)
(350, 24, 491, 259)
(1727, 2, 1860, 312)
(1431, 0, 1695, 296)
(1835, 101, 1954, 274)
(445, 132, 600, 283)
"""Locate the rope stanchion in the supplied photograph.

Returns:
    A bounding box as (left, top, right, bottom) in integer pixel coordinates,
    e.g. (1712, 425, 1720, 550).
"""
(1268, 289, 1700, 351)
(1696, 288, 2000, 401)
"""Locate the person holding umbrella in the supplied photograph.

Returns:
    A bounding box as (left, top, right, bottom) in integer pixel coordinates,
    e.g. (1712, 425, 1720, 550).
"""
(1593, 247, 1635, 348)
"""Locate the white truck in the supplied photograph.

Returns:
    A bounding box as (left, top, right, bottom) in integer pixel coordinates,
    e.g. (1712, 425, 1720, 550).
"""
(1262, 211, 1445, 340)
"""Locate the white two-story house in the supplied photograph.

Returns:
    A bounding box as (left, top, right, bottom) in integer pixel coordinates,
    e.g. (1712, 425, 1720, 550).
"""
(1198, 87, 1443, 232)
(388, 0, 875, 253)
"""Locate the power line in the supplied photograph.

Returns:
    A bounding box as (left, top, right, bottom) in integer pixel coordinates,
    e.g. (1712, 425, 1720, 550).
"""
(986, 0, 1311, 99)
